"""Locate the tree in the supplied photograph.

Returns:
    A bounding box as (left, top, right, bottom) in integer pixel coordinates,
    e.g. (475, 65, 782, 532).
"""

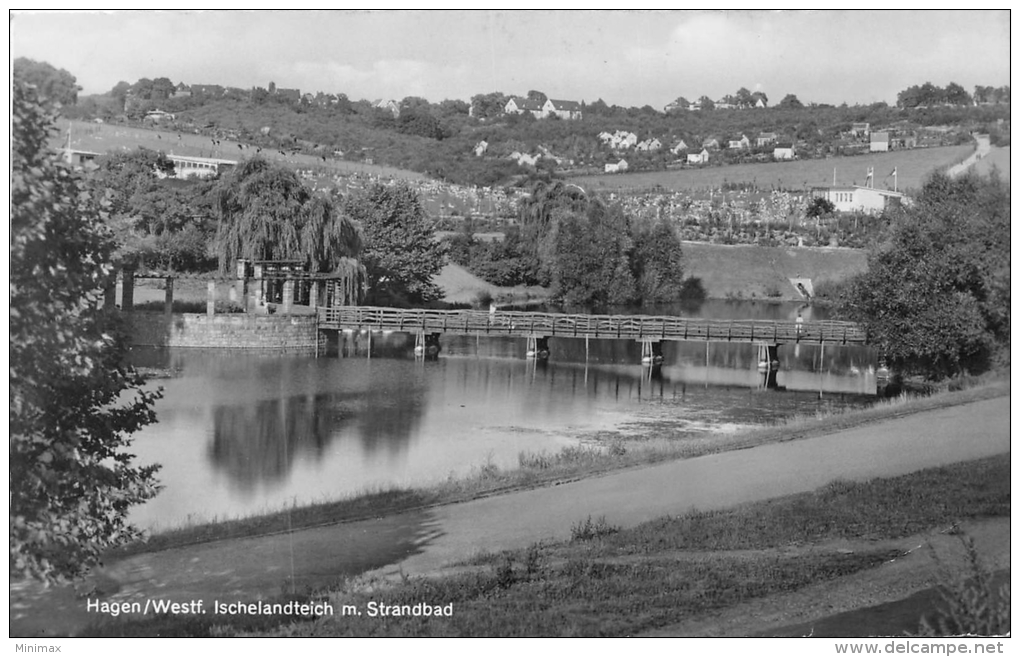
(11, 79, 162, 583)
(215, 157, 361, 274)
(12, 58, 81, 106)
(343, 182, 447, 305)
(805, 196, 835, 218)
(836, 172, 1009, 379)
(553, 200, 636, 308)
(630, 218, 686, 304)
(469, 92, 509, 119)
(778, 93, 804, 110)
(698, 95, 715, 111)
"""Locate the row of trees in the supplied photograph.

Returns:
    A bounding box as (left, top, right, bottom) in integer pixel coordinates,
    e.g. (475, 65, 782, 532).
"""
(895, 82, 1010, 109)
(448, 181, 702, 308)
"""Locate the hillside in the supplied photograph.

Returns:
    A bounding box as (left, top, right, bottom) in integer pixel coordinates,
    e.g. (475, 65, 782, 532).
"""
(680, 242, 868, 300)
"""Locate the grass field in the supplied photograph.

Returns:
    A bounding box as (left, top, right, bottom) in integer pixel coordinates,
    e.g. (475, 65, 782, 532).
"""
(681, 242, 868, 300)
(568, 145, 974, 194)
(53, 119, 427, 182)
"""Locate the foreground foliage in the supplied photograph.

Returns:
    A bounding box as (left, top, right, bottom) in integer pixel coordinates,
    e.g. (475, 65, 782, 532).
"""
(837, 171, 1010, 379)
(11, 79, 162, 582)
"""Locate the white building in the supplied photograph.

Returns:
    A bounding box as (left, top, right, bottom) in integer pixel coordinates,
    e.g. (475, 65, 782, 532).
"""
(812, 185, 908, 215)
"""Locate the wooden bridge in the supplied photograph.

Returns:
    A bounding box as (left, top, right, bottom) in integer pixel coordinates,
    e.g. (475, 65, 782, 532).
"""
(317, 306, 867, 347)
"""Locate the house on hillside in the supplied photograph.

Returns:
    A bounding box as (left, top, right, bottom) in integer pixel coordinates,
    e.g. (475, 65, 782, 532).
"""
(687, 148, 710, 165)
(773, 143, 796, 160)
(508, 151, 540, 167)
(162, 154, 237, 180)
(143, 109, 175, 123)
(600, 130, 638, 150)
(756, 132, 778, 147)
(850, 122, 870, 137)
(504, 97, 546, 118)
(670, 140, 689, 155)
(473, 140, 489, 157)
(754, 97, 768, 109)
(604, 159, 629, 173)
(870, 131, 890, 152)
(812, 185, 908, 215)
(372, 99, 400, 117)
(635, 138, 662, 151)
(171, 83, 191, 99)
(728, 134, 751, 149)
(543, 98, 583, 120)
(702, 138, 721, 150)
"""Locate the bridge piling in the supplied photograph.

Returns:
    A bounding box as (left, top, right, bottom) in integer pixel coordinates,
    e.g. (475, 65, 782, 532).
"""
(640, 339, 664, 365)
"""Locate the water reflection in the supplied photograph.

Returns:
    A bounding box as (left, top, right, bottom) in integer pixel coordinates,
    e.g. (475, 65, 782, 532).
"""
(126, 302, 878, 530)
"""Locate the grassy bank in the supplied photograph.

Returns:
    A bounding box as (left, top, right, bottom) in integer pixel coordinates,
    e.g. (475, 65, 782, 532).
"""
(90, 454, 1010, 637)
(119, 377, 1009, 557)
(680, 241, 868, 300)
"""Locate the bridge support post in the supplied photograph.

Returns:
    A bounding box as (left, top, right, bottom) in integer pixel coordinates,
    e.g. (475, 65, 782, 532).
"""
(414, 332, 442, 358)
(757, 343, 781, 389)
(164, 276, 174, 316)
(121, 265, 135, 312)
(526, 336, 550, 360)
(282, 280, 294, 314)
(640, 339, 663, 365)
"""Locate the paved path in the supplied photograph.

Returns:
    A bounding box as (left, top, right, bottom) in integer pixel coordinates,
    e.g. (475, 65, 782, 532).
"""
(10, 396, 1010, 636)
(369, 396, 1010, 578)
(948, 134, 992, 178)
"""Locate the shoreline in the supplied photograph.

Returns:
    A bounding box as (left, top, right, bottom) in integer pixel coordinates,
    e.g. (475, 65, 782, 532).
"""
(116, 376, 1009, 558)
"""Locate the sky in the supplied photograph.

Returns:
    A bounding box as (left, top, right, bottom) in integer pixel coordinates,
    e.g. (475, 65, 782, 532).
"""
(9, 9, 1012, 109)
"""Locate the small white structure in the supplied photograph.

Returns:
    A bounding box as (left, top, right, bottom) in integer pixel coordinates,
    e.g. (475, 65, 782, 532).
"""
(687, 148, 710, 165)
(870, 131, 890, 152)
(635, 138, 662, 151)
(163, 154, 238, 179)
(473, 140, 489, 157)
(811, 185, 909, 215)
(670, 140, 689, 155)
(604, 159, 629, 173)
(773, 143, 796, 160)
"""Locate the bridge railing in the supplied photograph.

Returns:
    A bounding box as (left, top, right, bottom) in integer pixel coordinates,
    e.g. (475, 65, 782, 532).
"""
(318, 306, 867, 345)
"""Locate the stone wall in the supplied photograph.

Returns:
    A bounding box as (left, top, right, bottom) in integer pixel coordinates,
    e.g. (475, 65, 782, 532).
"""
(129, 313, 322, 354)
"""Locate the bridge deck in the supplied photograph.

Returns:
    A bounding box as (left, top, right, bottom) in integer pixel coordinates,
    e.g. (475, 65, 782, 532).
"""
(317, 307, 867, 345)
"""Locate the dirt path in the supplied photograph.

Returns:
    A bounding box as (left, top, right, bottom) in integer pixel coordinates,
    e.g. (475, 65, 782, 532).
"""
(10, 396, 1010, 636)
(948, 134, 992, 178)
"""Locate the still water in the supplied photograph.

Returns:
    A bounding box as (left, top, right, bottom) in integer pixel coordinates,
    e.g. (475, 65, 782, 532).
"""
(126, 301, 880, 531)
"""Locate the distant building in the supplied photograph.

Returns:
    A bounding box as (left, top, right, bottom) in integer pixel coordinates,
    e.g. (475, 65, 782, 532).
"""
(811, 185, 908, 215)
(163, 154, 237, 179)
(542, 98, 583, 120)
(143, 109, 175, 123)
(635, 138, 662, 151)
(728, 134, 750, 150)
(670, 139, 689, 155)
(870, 131, 891, 152)
(756, 132, 778, 147)
(61, 148, 101, 169)
(773, 143, 796, 160)
(687, 148, 710, 165)
(851, 122, 870, 137)
(604, 159, 629, 173)
(504, 97, 546, 118)
(373, 99, 400, 117)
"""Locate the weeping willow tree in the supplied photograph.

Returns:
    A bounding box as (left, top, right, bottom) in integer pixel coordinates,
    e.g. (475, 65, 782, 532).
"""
(215, 157, 362, 274)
